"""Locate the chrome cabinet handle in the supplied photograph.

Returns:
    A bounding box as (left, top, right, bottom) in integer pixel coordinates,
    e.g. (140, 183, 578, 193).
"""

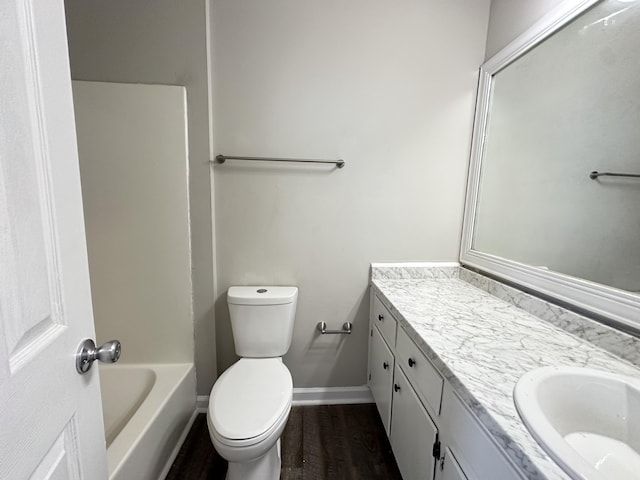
(76, 339, 121, 374)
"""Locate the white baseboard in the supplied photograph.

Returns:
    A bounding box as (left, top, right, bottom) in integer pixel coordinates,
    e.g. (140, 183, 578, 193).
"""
(292, 386, 373, 406)
(194, 386, 373, 412)
(158, 408, 199, 480)
(196, 395, 209, 412)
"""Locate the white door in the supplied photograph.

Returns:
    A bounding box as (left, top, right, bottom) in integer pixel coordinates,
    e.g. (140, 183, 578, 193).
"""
(0, 0, 107, 479)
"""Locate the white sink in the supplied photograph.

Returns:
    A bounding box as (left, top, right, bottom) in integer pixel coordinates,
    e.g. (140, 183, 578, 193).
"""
(514, 366, 640, 480)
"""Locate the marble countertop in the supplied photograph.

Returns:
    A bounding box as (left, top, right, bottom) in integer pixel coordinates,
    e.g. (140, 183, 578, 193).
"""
(370, 264, 640, 480)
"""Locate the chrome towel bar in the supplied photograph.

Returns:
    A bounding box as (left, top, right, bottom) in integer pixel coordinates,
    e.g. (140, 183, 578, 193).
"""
(214, 155, 345, 169)
(590, 171, 640, 180)
(317, 321, 352, 335)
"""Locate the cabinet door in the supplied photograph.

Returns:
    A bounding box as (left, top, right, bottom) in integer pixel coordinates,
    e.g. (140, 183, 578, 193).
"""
(369, 326, 394, 435)
(390, 366, 438, 480)
(439, 447, 468, 480)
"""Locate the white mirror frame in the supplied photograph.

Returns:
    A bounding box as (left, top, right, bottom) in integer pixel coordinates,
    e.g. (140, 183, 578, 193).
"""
(460, 0, 640, 330)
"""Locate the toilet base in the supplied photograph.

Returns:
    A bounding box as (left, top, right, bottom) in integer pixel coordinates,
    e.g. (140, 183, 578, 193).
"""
(226, 439, 281, 480)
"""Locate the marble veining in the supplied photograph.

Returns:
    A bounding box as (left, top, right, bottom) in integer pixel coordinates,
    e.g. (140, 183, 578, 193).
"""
(370, 262, 459, 280)
(371, 268, 640, 480)
(459, 268, 640, 369)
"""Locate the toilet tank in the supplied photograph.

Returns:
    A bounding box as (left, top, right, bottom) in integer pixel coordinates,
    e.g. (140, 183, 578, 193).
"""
(227, 286, 298, 357)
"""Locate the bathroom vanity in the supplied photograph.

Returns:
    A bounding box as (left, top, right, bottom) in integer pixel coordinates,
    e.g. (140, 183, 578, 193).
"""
(367, 263, 640, 480)
(372, 2, 640, 478)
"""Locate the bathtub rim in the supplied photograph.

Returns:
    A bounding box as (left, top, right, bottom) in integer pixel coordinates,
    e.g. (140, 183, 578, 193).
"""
(99, 362, 196, 478)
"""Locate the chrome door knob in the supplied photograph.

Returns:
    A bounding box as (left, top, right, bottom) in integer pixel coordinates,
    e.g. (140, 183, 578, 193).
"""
(76, 339, 121, 374)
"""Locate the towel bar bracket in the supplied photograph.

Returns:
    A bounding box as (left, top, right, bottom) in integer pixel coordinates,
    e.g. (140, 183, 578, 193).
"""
(317, 321, 352, 335)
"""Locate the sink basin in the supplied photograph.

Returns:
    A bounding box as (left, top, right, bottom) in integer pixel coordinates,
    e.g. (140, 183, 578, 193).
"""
(514, 366, 640, 480)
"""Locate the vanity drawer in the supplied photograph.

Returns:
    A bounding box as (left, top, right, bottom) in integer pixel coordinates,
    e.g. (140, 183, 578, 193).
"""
(396, 327, 443, 417)
(371, 295, 397, 348)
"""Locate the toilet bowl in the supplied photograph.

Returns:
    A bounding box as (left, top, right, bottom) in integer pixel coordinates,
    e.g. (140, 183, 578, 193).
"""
(207, 286, 297, 480)
(208, 358, 293, 479)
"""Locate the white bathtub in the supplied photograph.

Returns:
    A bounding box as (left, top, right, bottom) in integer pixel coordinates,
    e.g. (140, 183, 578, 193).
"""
(99, 363, 196, 480)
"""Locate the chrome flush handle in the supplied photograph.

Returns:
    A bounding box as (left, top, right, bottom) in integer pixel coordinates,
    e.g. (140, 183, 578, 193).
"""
(76, 339, 121, 374)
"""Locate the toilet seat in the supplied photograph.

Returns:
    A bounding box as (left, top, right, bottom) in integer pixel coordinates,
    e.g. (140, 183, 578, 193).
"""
(208, 358, 292, 446)
(209, 399, 291, 449)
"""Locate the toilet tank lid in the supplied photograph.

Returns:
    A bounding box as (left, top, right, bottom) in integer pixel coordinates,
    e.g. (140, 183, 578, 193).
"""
(228, 286, 298, 305)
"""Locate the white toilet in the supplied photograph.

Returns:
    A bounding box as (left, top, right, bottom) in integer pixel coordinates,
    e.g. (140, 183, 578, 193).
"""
(207, 286, 298, 480)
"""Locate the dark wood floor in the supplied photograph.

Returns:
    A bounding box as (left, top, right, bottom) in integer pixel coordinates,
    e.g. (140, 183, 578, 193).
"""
(166, 404, 402, 480)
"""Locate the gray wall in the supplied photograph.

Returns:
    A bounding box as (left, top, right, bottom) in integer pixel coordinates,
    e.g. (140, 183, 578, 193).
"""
(63, 0, 570, 393)
(64, 0, 217, 394)
(211, 0, 491, 388)
(485, 0, 566, 59)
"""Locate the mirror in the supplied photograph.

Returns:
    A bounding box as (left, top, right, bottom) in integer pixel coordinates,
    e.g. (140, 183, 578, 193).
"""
(461, 0, 640, 329)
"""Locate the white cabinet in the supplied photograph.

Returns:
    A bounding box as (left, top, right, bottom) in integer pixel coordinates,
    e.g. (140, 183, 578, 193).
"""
(390, 366, 438, 480)
(368, 290, 525, 480)
(369, 325, 395, 435)
(368, 294, 441, 480)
